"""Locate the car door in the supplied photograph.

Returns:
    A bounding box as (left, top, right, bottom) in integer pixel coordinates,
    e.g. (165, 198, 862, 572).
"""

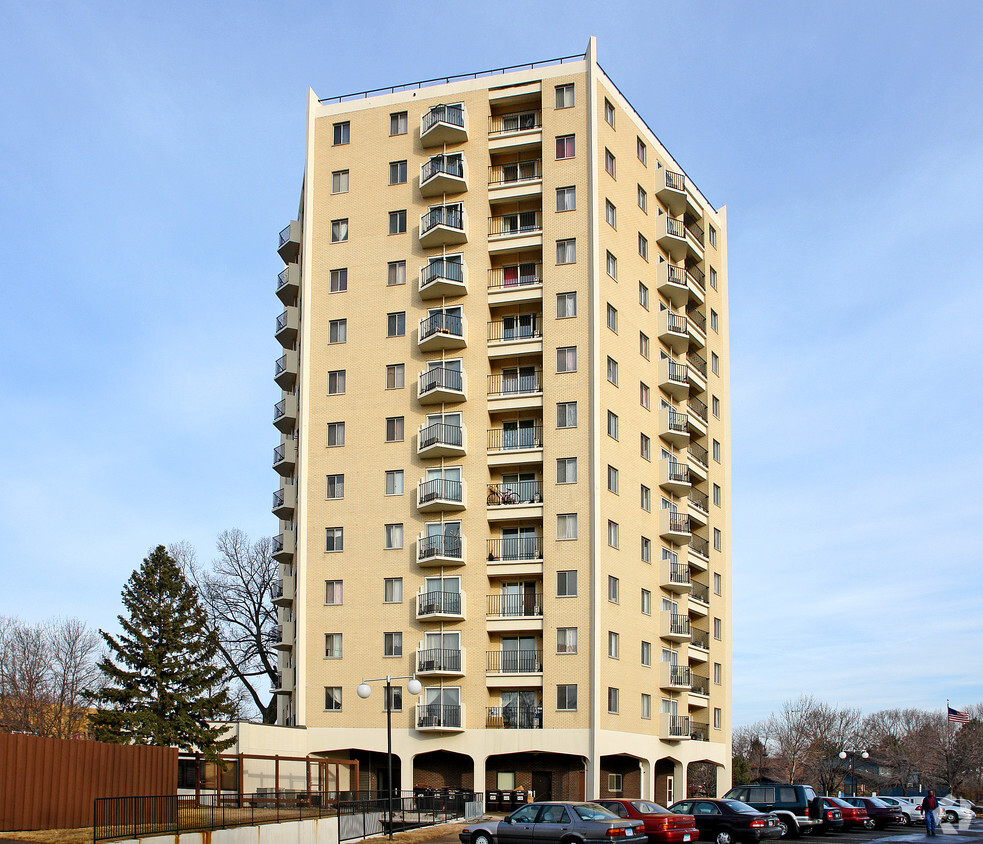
(692, 802, 722, 840)
(535, 805, 573, 843)
(498, 804, 542, 844)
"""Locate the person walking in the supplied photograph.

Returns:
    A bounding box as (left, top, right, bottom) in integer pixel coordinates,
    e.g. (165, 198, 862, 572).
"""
(922, 791, 940, 837)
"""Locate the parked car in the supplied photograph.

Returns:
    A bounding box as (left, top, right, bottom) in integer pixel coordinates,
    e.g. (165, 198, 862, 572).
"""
(668, 798, 782, 844)
(841, 797, 900, 829)
(938, 797, 976, 824)
(460, 801, 648, 844)
(872, 797, 917, 826)
(721, 785, 825, 837)
(822, 796, 872, 830)
(596, 800, 699, 844)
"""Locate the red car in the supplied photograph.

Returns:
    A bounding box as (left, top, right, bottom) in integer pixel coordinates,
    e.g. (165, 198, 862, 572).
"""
(597, 799, 699, 843)
(822, 797, 873, 831)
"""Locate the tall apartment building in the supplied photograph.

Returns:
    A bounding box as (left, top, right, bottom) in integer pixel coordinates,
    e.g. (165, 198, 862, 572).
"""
(270, 38, 731, 803)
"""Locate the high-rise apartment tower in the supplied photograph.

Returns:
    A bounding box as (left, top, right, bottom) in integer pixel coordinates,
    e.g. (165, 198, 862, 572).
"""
(271, 38, 731, 802)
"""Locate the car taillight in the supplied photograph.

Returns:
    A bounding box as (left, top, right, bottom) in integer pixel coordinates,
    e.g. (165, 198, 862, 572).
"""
(750, 819, 765, 828)
(606, 828, 625, 837)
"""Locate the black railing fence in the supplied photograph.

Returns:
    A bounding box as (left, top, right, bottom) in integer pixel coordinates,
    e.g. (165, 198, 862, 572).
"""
(422, 103, 465, 132)
(422, 258, 465, 287)
(487, 537, 543, 561)
(487, 425, 542, 451)
(488, 264, 542, 290)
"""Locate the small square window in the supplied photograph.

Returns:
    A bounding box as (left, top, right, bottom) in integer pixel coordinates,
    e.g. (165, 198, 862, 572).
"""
(329, 268, 348, 292)
(386, 417, 404, 442)
(710, 309, 719, 332)
(607, 465, 619, 494)
(637, 184, 647, 212)
(608, 631, 619, 658)
(557, 627, 577, 654)
(555, 135, 575, 160)
(606, 251, 617, 279)
(555, 84, 574, 108)
(557, 292, 577, 317)
(383, 632, 402, 657)
(639, 281, 649, 309)
(605, 200, 617, 229)
(607, 410, 618, 440)
(641, 536, 651, 563)
(384, 577, 403, 602)
(327, 370, 346, 395)
(713, 484, 721, 507)
(325, 580, 343, 605)
(390, 111, 407, 136)
(386, 364, 405, 390)
(640, 382, 650, 409)
(606, 303, 618, 333)
(388, 210, 407, 235)
(557, 570, 578, 597)
(387, 312, 405, 337)
(711, 352, 719, 374)
(331, 170, 349, 194)
(331, 219, 348, 243)
(557, 684, 577, 710)
(325, 527, 343, 552)
(389, 160, 407, 185)
(604, 148, 616, 177)
(326, 421, 345, 447)
(710, 267, 718, 290)
(640, 433, 651, 460)
(324, 632, 342, 659)
(324, 686, 342, 710)
(637, 137, 647, 164)
(641, 484, 651, 511)
(384, 469, 404, 496)
(332, 122, 349, 145)
(641, 589, 652, 615)
(604, 99, 615, 127)
(712, 396, 720, 418)
(557, 513, 578, 540)
(606, 356, 618, 386)
(557, 401, 577, 428)
(556, 346, 577, 373)
(385, 523, 403, 550)
(387, 260, 406, 286)
(607, 687, 619, 714)
(556, 238, 576, 264)
(607, 520, 619, 548)
(556, 186, 576, 212)
(557, 457, 577, 484)
(639, 332, 650, 359)
(325, 474, 344, 499)
(638, 233, 648, 260)
(328, 319, 347, 344)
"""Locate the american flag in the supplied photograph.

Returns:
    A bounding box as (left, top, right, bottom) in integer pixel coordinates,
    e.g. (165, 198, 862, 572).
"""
(948, 706, 971, 724)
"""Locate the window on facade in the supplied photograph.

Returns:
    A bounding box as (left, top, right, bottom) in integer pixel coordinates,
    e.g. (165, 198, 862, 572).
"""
(713, 662, 722, 684)
(641, 536, 651, 563)
(384, 523, 403, 549)
(641, 484, 651, 511)
(607, 465, 619, 494)
(604, 99, 615, 126)
(389, 160, 407, 185)
(606, 303, 618, 333)
(325, 474, 344, 499)
(710, 267, 718, 289)
(326, 421, 345, 446)
(711, 352, 719, 374)
(387, 312, 405, 337)
(328, 319, 347, 344)
(556, 346, 577, 373)
(606, 251, 617, 279)
(556, 186, 576, 212)
(608, 575, 619, 603)
(713, 439, 721, 462)
(608, 631, 620, 658)
(608, 687, 619, 714)
(384, 469, 403, 496)
(641, 640, 652, 666)
(387, 260, 406, 286)
(555, 84, 574, 108)
(714, 528, 722, 551)
(557, 684, 577, 710)
(638, 233, 648, 260)
(605, 148, 616, 177)
(556, 238, 576, 264)
(327, 370, 346, 395)
(641, 588, 652, 615)
(386, 364, 404, 389)
(639, 332, 650, 360)
(607, 356, 618, 385)
(557, 570, 577, 596)
(557, 627, 577, 654)
(640, 382, 650, 409)
(331, 170, 349, 194)
(325, 580, 343, 605)
(605, 200, 616, 228)
(640, 433, 651, 460)
(385, 417, 404, 442)
(385, 686, 402, 712)
(639, 281, 649, 309)
(713, 484, 721, 507)
(556, 291, 577, 318)
(332, 122, 349, 145)
(556, 401, 577, 428)
(709, 225, 717, 248)
(384, 577, 402, 602)
(330, 268, 348, 292)
(607, 410, 618, 440)
(641, 693, 652, 719)
(714, 573, 722, 595)
(638, 184, 647, 212)
(390, 111, 407, 135)
(324, 686, 342, 710)
(384, 632, 402, 657)
(711, 309, 719, 332)
(325, 527, 343, 552)
(714, 708, 722, 729)
(331, 219, 348, 243)
(637, 136, 647, 164)
(388, 210, 407, 234)
(555, 135, 575, 159)
(607, 520, 619, 548)
(714, 617, 722, 640)
(557, 514, 578, 540)
(556, 457, 577, 484)
(324, 633, 342, 658)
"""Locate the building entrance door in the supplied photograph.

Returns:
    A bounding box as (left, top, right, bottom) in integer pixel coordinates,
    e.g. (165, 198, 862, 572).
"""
(532, 771, 552, 802)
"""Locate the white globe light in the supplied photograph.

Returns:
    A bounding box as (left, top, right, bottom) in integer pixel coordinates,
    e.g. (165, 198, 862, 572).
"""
(839, 751, 847, 760)
(861, 751, 869, 759)
(407, 678, 422, 696)
(356, 683, 372, 699)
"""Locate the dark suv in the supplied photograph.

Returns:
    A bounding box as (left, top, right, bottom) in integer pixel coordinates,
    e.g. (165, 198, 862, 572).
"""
(722, 786, 831, 838)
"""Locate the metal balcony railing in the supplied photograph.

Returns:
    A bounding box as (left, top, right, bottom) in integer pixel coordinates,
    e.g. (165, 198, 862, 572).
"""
(687, 265, 706, 290)
(666, 217, 686, 239)
(271, 581, 283, 600)
(686, 307, 707, 332)
(488, 110, 542, 135)
(691, 674, 710, 696)
(272, 489, 284, 510)
(667, 613, 691, 637)
(417, 648, 462, 673)
(487, 318, 542, 342)
(488, 264, 542, 290)
(487, 425, 542, 451)
(273, 399, 291, 422)
(664, 714, 691, 738)
(664, 170, 686, 192)
(667, 562, 691, 588)
(421, 258, 465, 287)
(667, 264, 688, 287)
(419, 422, 463, 450)
(276, 266, 291, 291)
(274, 355, 288, 378)
(691, 721, 710, 741)
(666, 312, 688, 334)
(417, 703, 461, 729)
(418, 478, 463, 505)
(419, 366, 463, 394)
(273, 444, 288, 466)
(275, 311, 290, 332)
(688, 352, 707, 378)
(666, 511, 690, 534)
(487, 481, 542, 506)
(488, 159, 542, 185)
(422, 104, 464, 133)
(691, 628, 710, 650)
(278, 225, 292, 248)
(666, 360, 688, 384)
(272, 535, 284, 554)
(417, 590, 462, 616)
(691, 581, 710, 605)
(421, 155, 465, 183)
(486, 705, 542, 729)
(487, 537, 543, 562)
(421, 206, 464, 236)
(666, 410, 689, 436)
(689, 489, 709, 513)
(487, 371, 542, 397)
(418, 534, 463, 561)
(488, 211, 542, 237)
(486, 649, 542, 673)
(688, 397, 708, 423)
(686, 220, 705, 247)
(664, 665, 691, 687)
(666, 460, 690, 485)
(689, 442, 709, 468)
(420, 312, 464, 342)
(486, 593, 543, 618)
(690, 535, 710, 558)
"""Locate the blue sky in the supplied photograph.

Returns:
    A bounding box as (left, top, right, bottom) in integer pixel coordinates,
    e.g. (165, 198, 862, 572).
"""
(1, 1, 981, 727)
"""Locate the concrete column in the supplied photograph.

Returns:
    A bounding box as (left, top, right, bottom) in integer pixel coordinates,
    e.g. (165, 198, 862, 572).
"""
(473, 755, 487, 799)
(676, 760, 687, 802)
(640, 758, 653, 801)
(400, 754, 414, 794)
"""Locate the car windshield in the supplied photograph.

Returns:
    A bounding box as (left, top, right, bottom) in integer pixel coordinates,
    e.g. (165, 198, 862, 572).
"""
(939, 798, 957, 806)
(827, 797, 852, 808)
(723, 801, 759, 813)
(631, 802, 668, 814)
(867, 798, 889, 808)
(575, 804, 620, 821)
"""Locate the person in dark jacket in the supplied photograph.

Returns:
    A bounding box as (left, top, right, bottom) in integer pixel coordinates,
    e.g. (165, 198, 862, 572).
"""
(922, 791, 939, 836)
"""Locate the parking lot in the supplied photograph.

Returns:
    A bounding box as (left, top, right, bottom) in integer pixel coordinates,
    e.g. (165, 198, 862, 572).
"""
(810, 819, 983, 843)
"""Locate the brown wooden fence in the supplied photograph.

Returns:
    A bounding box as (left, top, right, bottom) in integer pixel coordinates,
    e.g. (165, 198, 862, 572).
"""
(0, 733, 176, 831)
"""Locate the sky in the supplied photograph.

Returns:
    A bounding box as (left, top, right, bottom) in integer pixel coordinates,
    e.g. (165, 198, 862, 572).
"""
(1, 0, 981, 728)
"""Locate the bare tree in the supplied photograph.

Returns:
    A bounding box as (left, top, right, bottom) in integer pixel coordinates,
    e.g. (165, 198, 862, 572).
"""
(768, 695, 820, 783)
(802, 701, 864, 795)
(687, 761, 720, 796)
(733, 721, 770, 783)
(49, 618, 101, 738)
(866, 708, 931, 794)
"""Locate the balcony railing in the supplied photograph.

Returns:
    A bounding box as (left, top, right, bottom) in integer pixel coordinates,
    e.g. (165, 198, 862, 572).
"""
(688, 397, 708, 423)
(487, 537, 543, 562)
(420, 312, 464, 342)
(689, 442, 709, 468)
(666, 562, 691, 588)
(423, 104, 464, 132)
(276, 266, 292, 292)
(664, 170, 686, 192)
(487, 371, 542, 397)
(272, 489, 284, 511)
(487, 318, 542, 342)
(486, 705, 542, 729)
(487, 593, 543, 617)
(418, 478, 463, 505)
(487, 481, 542, 506)
(689, 489, 709, 513)
(664, 360, 688, 386)
(691, 721, 710, 741)
(488, 264, 542, 290)
(488, 211, 542, 237)
(421, 258, 465, 288)
(691, 674, 710, 696)
(420, 366, 463, 394)
(691, 581, 710, 605)
(421, 206, 464, 236)
(666, 312, 688, 335)
(686, 220, 705, 247)
(667, 264, 688, 288)
(421, 155, 465, 183)
(665, 460, 690, 485)
(665, 511, 690, 534)
(688, 352, 707, 378)
(417, 703, 461, 729)
(662, 664, 692, 688)
(488, 110, 542, 135)
(418, 534, 463, 561)
(488, 159, 542, 185)
(691, 628, 710, 650)
(417, 648, 462, 673)
(686, 307, 707, 332)
(417, 590, 462, 616)
(486, 649, 543, 673)
(662, 713, 691, 739)
(688, 265, 706, 290)
(419, 423, 463, 450)
(278, 224, 294, 249)
(487, 426, 543, 451)
(271, 581, 283, 600)
(666, 217, 686, 239)
(690, 535, 710, 559)
(666, 613, 691, 638)
(666, 410, 689, 437)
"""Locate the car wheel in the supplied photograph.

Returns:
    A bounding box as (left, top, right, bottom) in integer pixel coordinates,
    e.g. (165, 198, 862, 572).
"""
(778, 819, 798, 838)
(863, 819, 875, 831)
(473, 833, 493, 844)
(715, 830, 733, 844)
(944, 811, 957, 824)
(899, 814, 910, 826)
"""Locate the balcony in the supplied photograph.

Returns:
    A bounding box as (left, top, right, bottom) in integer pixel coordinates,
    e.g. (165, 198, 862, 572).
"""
(686, 397, 708, 437)
(416, 647, 464, 677)
(487, 317, 542, 358)
(275, 306, 299, 348)
(416, 703, 464, 732)
(690, 721, 710, 742)
(418, 422, 466, 458)
(272, 484, 296, 519)
(272, 530, 295, 563)
(686, 307, 707, 349)
(418, 312, 467, 352)
(273, 621, 294, 651)
(688, 489, 709, 527)
(660, 713, 691, 741)
(487, 426, 543, 467)
(660, 663, 692, 691)
(685, 220, 705, 260)
(420, 258, 467, 299)
(417, 478, 466, 513)
(686, 265, 706, 304)
(416, 590, 465, 621)
(272, 667, 294, 694)
(488, 109, 542, 152)
(486, 481, 543, 522)
(659, 458, 691, 495)
(690, 674, 710, 699)
(486, 593, 543, 633)
(660, 509, 691, 544)
(687, 442, 709, 483)
(689, 535, 710, 568)
(656, 215, 690, 263)
(656, 169, 688, 217)
(659, 358, 690, 400)
(418, 366, 466, 404)
(420, 154, 467, 197)
(276, 263, 299, 304)
(689, 628, 710, 655)
(488, 159, 542, 200)
(277, 221, 300, 262)
(486, 538, 544, 572)
(488, 212, 542, 251)
(659, 407, 690, 447)
(420, 206, 467, 248)
(486, 649, 543, 679)
(273, 574, 295, 608)
(661, 612, 691, 643)
(273, 395, 297, 433)
(488, 264, 543, 305)
(657, 262, 690, 308)
(659, 311, 690, 353)
(660, 559, 692, 594)
(274, 351, 298, 390)
(487, 370, 542, 411)
(421, 103, 467, 147)
(273, 440, 297, 475)
(417, 533, 465, 567)
(690, 580, 710, 612)
(687, 352, 707, 393)
(486, 705, 542, 729)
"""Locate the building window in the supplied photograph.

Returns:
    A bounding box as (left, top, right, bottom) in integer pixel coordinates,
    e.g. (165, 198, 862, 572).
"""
(607, 410, 618, 440)
(332, 122, 349, 145)
(712, 396, 720, 418)
(387, 312, 405, 337)
(606, 251, 617, 279)
(606, 303, 618, 333)
(714, 573, 722, 595)
(385, 686, 402, 712)
(713, 484, 721, 507)
(710, 267, 718, 289)
(641, 588, 652, 615)
(709, 225, 717, 248)
(556, 401, 577, 428)
(641, 484, 651, 511)
(385, 417, 404, 442)
(639, 332, 650, 359)
(641, 536, 651, 563)
(384, 523, 403, 550)
(331, 170, 349, 194)
(556, 238, 576, 264)
(641, 693, 652, 719)
(608, 575, 619, 603)
(639, 281, 649, 309)
(604, 98, 615, 126)
(607, 687, 619, 714)
(555, 135, 575, 160)
(710, 309, 719, 332)
(640, 382, 650, 409)
(556, 186, 576, 212)
(384, 469, 404, 496)
(383, 632, 402, 657)
(607, 465, 619, 494)
(637, 184, 647, 212)
(328, 319, 347, 344)
(327, 370, 346, 395)
(331, 219, 348, 243)
(640, 433, 651, 460)
(641, 640, 651, 666)
(557, 457, 577, 484)
(387, 260, 406, 286)
(557, 627, 577, 654)
(556, 346, 577, 373)
(330, 268, 348, 292)
(555, 84, 574, 108)
(557, 570, 578, 596)
(713, 528, 722, 551)
(714, 707, 722, 729)
(498, 772, 516, 791)
(607, 520, 619, 548)
(605, 200, 617, 228)
(604, 148, 616, 177)
(557, 291, 577, 318)
(713, 662, 722, 684)
(384, 577, 403, 602)
(325, 580, 343, 605)
(557, 684, 577, 710)
(638, 233, 648, 260)
(325, 527, 343, 552)
(324, 633, 342, 659)
(608, 631, 620, 659)
(389, 160, 407, 185)
(325, 474, 344, 499)
(326, 421, 345, 447)
(324, 686, 342, 710)
(390, 111, 407, 135)
(388, 210, 407, 235)
(386, 364, 405, 390)
(607, 356, 618, 385)
(713, 439, 721, 462)
(713, 617, 722, 640)
(557, 514, 578, 541)
(637, 136, 647, 164)
(711, 352, 719, 374)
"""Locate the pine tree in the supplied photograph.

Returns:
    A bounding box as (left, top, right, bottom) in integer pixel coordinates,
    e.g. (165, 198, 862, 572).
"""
(91, 545, 237, 756)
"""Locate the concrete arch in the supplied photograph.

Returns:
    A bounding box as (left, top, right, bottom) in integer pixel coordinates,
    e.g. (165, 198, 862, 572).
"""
(600, 752, 650, 800)
(686, 759, 723, 798)
(485, 751, 588, 803)
(413, 749, 475, 792)
(654, 756, 686, 806)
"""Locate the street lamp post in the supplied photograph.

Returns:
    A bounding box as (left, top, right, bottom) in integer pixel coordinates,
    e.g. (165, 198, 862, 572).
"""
(838, 750, 869, 797)
(356, 674, 423, 841)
